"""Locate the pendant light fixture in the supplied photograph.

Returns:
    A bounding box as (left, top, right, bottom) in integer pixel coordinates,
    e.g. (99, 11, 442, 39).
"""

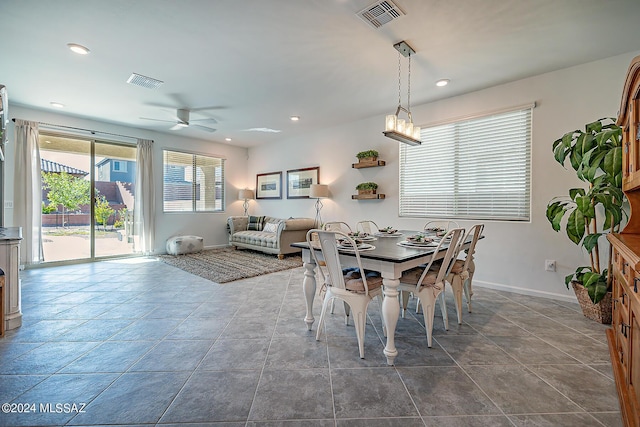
(383, 41, 421, 146)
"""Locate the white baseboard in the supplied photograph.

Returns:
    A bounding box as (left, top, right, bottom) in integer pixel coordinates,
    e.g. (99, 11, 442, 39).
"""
(473, 280, 578, 304)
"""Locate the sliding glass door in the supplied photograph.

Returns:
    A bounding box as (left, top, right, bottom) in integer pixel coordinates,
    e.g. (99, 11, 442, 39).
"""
(39, 134, 137, 263)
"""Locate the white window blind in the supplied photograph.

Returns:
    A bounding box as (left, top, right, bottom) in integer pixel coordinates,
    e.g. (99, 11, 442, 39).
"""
(400, 106, 532, 221)
(163, 150, 225, 212)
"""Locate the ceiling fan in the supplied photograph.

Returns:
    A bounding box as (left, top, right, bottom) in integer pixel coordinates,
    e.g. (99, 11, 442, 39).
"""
(141, 108, 217, 132)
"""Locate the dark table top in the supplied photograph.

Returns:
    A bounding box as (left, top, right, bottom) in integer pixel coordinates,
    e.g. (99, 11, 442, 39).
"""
(291, 230, 472, 264)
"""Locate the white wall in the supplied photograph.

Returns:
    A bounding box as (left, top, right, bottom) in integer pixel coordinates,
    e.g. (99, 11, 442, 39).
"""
(247, 50, 640, 302)
(4, 105, 250, 254)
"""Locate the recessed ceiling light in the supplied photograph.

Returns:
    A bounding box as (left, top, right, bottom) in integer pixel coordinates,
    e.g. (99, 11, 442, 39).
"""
(67, 43, 90, 55)
(436, 79, 450, 87)
(225, 137, 232, 142)
(50, 102, 65, 108)
(290, 116, 300, 121)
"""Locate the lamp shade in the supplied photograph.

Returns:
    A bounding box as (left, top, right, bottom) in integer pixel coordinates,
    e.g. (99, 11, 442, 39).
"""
(309, 184, 329, 198)
(238, 189, 255, 200)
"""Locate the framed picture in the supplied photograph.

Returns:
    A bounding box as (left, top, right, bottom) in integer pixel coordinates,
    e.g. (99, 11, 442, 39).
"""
(256, 171, 282, 199)
(287, 166, 319, 199)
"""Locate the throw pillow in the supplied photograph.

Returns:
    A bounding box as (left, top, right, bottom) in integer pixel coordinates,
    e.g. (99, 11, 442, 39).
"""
(263, 222, 278, 233)
(247, 215, 265, 231)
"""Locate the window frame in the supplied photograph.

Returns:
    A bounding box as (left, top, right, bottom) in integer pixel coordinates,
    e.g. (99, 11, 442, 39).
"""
(399, 103, 533, 221)
(162, 149, 226, 213)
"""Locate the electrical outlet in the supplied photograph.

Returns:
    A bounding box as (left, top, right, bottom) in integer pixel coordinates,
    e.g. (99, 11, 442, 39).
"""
(545, 259, 556, 272)
(4, 200, 12, 209)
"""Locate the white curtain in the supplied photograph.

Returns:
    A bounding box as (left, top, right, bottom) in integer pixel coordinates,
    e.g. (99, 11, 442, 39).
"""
(134, 138, 155, 254)
(13, 119, 43, 265)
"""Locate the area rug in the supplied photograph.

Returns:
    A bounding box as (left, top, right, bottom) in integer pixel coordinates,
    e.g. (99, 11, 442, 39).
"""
(157, 247, 303, 284)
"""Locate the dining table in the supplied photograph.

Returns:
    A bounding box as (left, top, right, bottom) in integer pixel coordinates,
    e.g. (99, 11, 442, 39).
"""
(291, 229, 477, 365)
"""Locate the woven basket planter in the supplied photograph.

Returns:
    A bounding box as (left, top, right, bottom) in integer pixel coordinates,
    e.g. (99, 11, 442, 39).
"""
(358, 189, 377, 195)
(571, 281, 612, 324)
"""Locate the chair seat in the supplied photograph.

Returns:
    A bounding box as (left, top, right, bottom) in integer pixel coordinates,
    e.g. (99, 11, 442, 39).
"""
(425, 258, 465, 274)
(344, 271, 383, 293)
(400, 267, 438, 286)
(449, 259, 465, 274)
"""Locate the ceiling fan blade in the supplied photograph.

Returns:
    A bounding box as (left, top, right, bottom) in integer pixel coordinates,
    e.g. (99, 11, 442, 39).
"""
(141, 117, 175, 123)
(191, 124, 217, 132)
(189, 117, 218, 124)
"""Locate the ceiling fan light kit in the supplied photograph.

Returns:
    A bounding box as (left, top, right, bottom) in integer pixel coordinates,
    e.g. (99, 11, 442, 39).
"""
(383, 40, 421, 146)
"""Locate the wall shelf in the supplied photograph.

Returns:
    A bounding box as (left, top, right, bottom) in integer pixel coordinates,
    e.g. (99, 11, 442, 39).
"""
(352, 159, 386, 169)
(352, 194, 385, 200)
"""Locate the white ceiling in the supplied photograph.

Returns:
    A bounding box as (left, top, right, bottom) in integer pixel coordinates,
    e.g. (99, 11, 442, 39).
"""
(3, 0, 640, 147)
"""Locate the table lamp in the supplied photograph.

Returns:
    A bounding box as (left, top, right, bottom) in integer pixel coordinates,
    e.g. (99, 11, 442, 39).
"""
(238, 189, 254, 216)
(309, 184, 329, 228)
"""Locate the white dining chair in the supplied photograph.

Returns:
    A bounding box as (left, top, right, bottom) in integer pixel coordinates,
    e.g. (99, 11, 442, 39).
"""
(445, 223, 484, 324)
(398, 227, 465, 347)
(356, 220, 379, 235)
(307, 229, 383, 359)
(323, 221, 352, 233)
(401, 219, 460, 316)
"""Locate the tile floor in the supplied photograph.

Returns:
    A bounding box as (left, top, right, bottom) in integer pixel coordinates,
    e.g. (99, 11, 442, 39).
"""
(0, 257, 623, 426)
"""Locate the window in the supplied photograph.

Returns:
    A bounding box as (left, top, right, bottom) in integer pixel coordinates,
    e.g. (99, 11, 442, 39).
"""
(112, 160, 127, 172)
(400, 105, 532, 221)
(163, 150, 225, 212)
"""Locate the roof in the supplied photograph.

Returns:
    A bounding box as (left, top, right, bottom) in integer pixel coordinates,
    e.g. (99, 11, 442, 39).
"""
(40, 159, 89, 176)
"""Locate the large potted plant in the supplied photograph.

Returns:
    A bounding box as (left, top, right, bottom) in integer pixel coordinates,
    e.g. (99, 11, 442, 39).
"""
(546, 117, 626, 323)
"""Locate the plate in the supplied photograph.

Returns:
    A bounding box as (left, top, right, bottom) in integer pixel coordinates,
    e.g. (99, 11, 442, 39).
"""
(356, 235, 377, 241)
(337, 243, 375, 252)
(398, 240, 437, 248)
(374, 232, 403, 237)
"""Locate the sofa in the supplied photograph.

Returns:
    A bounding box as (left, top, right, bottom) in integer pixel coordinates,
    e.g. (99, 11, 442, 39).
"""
(227, 215, 315, 259)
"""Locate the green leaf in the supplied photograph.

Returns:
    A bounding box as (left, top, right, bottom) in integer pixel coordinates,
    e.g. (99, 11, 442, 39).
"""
(569, 188, 585, 200)
(575, 195, 595, 219)
(604, 147, 623, 187)
(566, 209, 585, 244)
(586, 120, 603, 134)
(582, 233, 601, 253)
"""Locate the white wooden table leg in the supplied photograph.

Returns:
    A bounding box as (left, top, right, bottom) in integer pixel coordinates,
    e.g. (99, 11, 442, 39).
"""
(382, 277, 400, 365)
(303, 256, 317, 331)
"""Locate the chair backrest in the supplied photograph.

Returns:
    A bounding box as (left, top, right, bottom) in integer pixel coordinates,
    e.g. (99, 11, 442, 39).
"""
(323, 221, 352, 233)
(306, 229, 370, 295)
(423, 220, 460, 232)
(416, 227, 465, 291)
(356, 220, 379, 234)
(461, 223, 484, 271)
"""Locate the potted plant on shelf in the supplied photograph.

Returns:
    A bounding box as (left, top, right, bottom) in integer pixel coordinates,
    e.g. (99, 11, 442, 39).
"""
(546, 117, 626, 323)
(356, 182, 378, 195)
(356, 149, 379, 163)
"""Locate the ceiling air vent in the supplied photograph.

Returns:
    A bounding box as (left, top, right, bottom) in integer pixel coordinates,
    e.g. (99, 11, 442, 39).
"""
(358, 0, 405, 29)
(126, 73, 164, 89)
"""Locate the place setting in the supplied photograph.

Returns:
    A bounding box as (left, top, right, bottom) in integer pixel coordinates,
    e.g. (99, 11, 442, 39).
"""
(397, 233, 438, 249)
(373, 226, 403, 237)
(337, 237, 376, 252)
(347, 231, 377, 242)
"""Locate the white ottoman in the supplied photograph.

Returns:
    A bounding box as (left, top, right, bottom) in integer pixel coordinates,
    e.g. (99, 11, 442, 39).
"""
(166, 235, 204, 255)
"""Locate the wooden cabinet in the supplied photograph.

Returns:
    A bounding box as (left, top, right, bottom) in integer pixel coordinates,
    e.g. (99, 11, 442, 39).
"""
(621, 59, 640, 193)
(607, 54, 640, 427)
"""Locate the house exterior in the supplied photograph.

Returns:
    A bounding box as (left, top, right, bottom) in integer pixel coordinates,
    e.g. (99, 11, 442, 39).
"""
(96, 159, 136, 183)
